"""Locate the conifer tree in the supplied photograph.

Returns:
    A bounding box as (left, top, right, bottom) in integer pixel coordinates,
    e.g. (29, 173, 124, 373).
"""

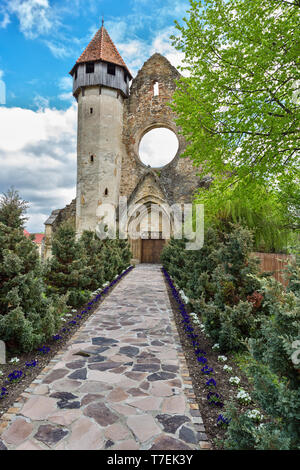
(45, 221, 91, 308)
(0, 188, 64, 352)
(79, 230, 105, 291)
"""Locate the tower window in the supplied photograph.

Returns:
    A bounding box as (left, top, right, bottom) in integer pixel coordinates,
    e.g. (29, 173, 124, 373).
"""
(104, 188, 108, 196)
(90, 107, 93, 114)
(153, 82, 159, 96)
(107, 63, 116, 75)
(90, 155, 94, 163)
(86, 62, 94, 74)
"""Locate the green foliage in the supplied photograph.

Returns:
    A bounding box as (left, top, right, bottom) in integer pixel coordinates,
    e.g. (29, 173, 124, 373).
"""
(171, 0, 300, 195)
(0, 187, 29, 230)
(199, 182, 295, 253)
(44, 222, 91, 308)
(223, 400, 292, 450)
(286, 255, 300, 297)
(0, 190, 66, 353)
(45, 224, 132, 309)
(161, 224, 262, 352)
(79, 230, 132, 290)
(224, 271, 300, 450)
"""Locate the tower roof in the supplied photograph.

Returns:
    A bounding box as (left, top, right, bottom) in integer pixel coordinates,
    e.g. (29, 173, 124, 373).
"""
(70, 25, 132, 78)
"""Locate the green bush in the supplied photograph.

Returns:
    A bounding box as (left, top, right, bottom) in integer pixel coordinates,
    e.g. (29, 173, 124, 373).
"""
(44, 222, 91, 308)
(224, 272, 300, 450)
(161, 224, 262, 352)
(0, 189, 66, 353)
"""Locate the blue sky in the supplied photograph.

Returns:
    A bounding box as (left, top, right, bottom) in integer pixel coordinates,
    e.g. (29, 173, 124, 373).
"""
(0, 0, 190, 232)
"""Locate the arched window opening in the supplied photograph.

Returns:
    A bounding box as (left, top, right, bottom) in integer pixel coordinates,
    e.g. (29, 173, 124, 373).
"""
(139, 128, 179, 168)
(153, 82, 159, 96)
(90, 155, 94, 163)
(104, 188, 108, 196)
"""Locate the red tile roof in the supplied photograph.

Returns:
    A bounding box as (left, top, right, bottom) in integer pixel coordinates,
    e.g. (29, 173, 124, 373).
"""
(70, 26, 132, 78)
(34, 233, 45, 244)
(24, 230, 44, 244)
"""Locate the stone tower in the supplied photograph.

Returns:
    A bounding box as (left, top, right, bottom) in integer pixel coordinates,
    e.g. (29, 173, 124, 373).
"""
(44, 25, 202, 262)
(69, 24, 133, 235)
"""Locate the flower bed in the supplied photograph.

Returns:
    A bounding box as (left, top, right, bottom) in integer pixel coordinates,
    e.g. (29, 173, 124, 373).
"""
(0, 266, 134, 418)
(162, 267, 263, 449)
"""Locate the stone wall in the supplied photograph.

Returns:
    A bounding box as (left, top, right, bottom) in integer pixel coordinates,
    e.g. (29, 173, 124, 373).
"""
(121, 53, 201, 205)
(43, 199, 76, 259)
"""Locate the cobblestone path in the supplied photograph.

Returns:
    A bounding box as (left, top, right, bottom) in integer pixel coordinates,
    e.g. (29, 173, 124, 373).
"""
(0, 265, 209, 450)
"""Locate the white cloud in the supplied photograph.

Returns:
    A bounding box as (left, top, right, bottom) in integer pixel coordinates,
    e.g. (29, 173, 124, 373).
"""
(33, 94, 49, 109)
(0, 11, 10, 28)
(43, 40, 71, 58)
(149, 27, 189, 76)
(58, 92, 73, 102)
(139, 128, 179, 167)
(0, 103, 77, 232)
(6, 0, 55, 39)
(59, 76, 72, 91)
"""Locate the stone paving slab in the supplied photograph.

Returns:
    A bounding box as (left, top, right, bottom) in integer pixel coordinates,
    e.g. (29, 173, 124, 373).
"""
(0, 265, 209, 450)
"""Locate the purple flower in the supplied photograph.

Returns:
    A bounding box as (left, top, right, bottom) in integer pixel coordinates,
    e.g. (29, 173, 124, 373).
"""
(53, 334, 62, 341)
(201, 365, 214, 374)
(207, 392, 224, 408)
(206, 378, 217, 387)
(26, 360, 38, 368)
(217, 414, 231, 426)
(8, 370, 23, 382)
(197, 356, 207, 364)
(195, 348, 207, 356)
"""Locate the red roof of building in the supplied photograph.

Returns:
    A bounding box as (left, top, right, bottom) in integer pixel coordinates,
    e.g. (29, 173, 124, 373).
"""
(34, 233, 45, 244)
(70, 25, 132, 78)
(23, 230, 44, 244)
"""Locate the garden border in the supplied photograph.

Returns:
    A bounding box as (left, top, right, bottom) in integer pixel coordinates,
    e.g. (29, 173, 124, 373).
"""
(0, 266, 134, 438)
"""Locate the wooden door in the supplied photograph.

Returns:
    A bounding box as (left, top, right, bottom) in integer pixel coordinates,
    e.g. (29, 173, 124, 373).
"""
(141, 239, 165, 264)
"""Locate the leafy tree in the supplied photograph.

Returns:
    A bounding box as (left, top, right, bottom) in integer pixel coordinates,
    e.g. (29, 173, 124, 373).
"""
(198, 181, 295, 252)
(0, 189, 65, 352)
(171, 0, 300, 215)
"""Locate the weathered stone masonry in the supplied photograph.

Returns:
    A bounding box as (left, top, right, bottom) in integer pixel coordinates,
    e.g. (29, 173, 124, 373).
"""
(43, 25, 202, 262)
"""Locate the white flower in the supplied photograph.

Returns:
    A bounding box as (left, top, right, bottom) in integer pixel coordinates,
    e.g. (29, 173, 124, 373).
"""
(246, 409, 263, 422)
(223, 365, 233, 373)
(179, 289, 190, 304)
(10, 357, 19, 364)
(212, 343, 220, 350)
(0, 370, 3, 377)
(229, 376, 241, 385)
(218, 355, 227, 362)
(65, 313, 72, 317)
(237, 389, 252, 404)
(71, 309, 77, 313)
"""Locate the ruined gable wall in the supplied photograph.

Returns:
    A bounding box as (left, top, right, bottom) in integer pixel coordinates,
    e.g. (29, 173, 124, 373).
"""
(121, 53, 201, 205)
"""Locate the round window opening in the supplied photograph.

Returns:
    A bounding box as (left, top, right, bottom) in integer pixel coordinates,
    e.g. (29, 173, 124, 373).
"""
(138, 128, 179, 168)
